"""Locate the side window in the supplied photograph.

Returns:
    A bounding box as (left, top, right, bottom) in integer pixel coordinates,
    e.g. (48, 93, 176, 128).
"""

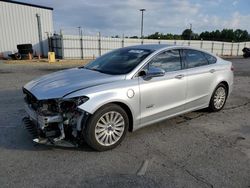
(148, 50, 181, 72)
(204, 53, 217, 64)
(184, 50, 208, 68)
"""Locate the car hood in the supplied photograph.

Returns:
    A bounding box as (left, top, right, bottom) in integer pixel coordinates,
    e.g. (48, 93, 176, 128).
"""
(23, 68, 125, 100)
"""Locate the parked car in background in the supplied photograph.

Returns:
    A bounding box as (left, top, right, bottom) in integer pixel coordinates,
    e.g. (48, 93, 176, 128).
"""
(22, 44, 234, 151)
(242, 47, 250, 58)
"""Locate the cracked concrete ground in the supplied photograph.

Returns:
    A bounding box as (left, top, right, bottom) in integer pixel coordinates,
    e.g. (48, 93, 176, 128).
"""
(0, 58, 249, 188)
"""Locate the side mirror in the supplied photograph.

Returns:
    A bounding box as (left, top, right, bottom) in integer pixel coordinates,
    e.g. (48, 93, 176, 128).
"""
(140, 67, 165, 80)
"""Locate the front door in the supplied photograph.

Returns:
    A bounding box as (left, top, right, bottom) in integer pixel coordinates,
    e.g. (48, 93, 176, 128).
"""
(138, 49, 187, 128)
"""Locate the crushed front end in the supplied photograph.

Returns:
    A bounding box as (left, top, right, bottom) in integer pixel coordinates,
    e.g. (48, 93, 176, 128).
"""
(22, 88, 89, 147)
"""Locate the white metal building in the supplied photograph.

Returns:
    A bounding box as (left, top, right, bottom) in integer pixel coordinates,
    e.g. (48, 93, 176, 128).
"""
(0, 0, 53, 58)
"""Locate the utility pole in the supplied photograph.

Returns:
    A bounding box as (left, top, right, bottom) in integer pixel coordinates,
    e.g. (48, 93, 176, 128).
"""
(36, 13, 44, 56)
(139, 9, 146, 39)
(77, 26, 82, 37)
(189, 23, 192, 40)
(77, 26, 83, 59)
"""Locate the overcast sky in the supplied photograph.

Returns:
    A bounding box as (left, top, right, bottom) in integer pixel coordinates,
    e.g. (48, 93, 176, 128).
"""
(17, 0, 250, 36)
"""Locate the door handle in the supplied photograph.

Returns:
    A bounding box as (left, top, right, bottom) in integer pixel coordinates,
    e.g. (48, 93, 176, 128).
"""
(175, 74, 184, 79)
(209, 69, 216, 73)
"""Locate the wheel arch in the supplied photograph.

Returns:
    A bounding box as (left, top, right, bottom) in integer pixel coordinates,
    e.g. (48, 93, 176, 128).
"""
(208, 80, 229, 112)
(217, 81, 229, 95)
(82, 101, 134, 132)
(111, 102, 134, 132)
(208, 80, 230, 105)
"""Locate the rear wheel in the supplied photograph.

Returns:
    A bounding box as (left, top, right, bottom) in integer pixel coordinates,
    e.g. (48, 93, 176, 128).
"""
(83, 104, 129, 151)
(209, 83, 228, 112)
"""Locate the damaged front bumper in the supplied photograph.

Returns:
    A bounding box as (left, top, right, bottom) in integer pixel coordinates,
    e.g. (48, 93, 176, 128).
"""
(24, 103, 63, 129)
(23, 103, 88, 147)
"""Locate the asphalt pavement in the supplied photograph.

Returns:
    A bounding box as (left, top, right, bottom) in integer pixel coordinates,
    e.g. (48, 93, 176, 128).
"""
(0, 58, 249, 188)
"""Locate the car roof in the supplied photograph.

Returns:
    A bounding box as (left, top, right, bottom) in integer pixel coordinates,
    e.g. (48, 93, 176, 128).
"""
(126, 44, 218, 58)
(127, 44, 173, 51)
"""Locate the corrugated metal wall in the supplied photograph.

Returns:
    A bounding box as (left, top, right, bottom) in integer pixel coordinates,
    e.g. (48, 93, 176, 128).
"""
(51, 34, 250, 59)
(0, 1, 53, 57)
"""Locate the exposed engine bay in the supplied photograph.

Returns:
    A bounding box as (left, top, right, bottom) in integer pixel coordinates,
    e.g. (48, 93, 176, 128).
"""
(22, 88, 89, 147)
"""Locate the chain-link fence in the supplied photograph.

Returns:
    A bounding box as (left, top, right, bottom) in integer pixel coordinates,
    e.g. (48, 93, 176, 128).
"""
(48, 33, 250, 59)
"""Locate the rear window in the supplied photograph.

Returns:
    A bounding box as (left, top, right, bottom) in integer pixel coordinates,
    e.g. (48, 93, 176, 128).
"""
(204, 53, 217, 64)
(184, 49, 208, 68)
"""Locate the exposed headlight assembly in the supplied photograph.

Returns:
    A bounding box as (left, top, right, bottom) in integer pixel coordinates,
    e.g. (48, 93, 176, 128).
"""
(72, 96, 89, 106)
(59, 96, 89, 112)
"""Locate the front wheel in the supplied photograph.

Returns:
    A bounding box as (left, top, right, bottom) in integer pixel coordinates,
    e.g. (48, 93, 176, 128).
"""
(83, 104, 129, 151)
(208, 83, 228, 112)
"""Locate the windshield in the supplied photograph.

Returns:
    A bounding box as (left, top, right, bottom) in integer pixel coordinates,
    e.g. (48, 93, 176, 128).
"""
(84, 48, 154, 75)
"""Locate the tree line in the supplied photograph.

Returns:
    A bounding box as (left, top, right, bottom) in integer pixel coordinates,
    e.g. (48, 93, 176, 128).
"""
(126, 29, 250, 42)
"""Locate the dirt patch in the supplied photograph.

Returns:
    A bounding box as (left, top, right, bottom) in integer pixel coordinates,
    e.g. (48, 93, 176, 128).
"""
(3, 59, 91, 66)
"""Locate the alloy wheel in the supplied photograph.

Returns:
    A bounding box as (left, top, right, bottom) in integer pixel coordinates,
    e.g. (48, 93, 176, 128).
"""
(94, 111, 125, 146)
(213, 87, 226, 109)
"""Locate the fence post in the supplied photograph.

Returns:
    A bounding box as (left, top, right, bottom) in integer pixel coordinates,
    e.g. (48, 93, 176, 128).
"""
(49, 33, 53, 52)
(53, 36, 57, 56)
(50, 37, 54, 53)
(98, 32, 101, 57)
(57, 36, 59, 58)
(211, 41, 214, 53)
(221, 42, 224, 56)
(54, 34, 59, 58)
(200, 40, 203, 49)
(80, 30, 84, 59)
(237, 43, 240, 56)
(230, 42, 233, 56)
(46, 32, 51, 52)
(60, 30, 64, 59)
(121, 34, 124, 48)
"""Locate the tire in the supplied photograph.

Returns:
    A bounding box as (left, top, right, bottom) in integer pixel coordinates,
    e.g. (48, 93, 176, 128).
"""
(14, 53, 22, 60)
(208, 83, 228, 112)
(83, 104, 129, 151)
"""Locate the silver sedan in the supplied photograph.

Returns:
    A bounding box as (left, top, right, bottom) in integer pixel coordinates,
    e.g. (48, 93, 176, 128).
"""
(23, 44, 234, 151)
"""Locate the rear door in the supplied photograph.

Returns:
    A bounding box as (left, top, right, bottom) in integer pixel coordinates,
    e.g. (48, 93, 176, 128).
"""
(183, 49, 216, 110)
